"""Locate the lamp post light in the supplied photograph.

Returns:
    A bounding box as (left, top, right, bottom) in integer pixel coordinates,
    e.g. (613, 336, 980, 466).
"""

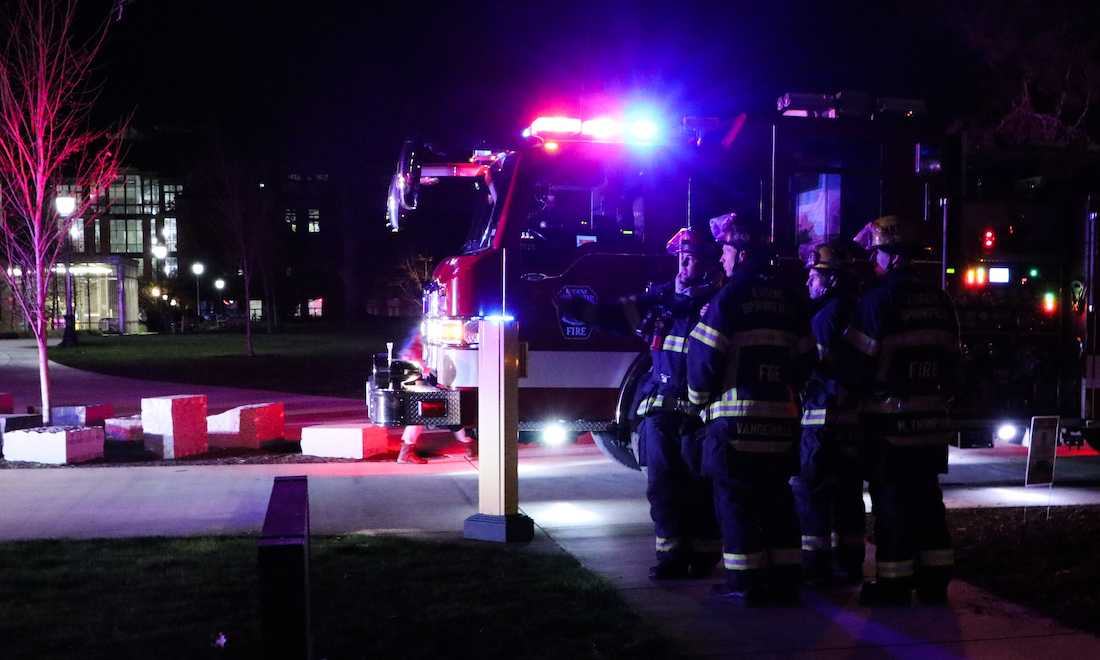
(214, 278, 226, 316)
(191, 262, 205, 320)
(55, 195, 78, 347)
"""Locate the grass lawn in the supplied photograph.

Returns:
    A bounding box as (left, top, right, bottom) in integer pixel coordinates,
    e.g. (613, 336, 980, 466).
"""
(0, 534, 670, 660)
(950, 505, 1100, 637)
(49, 321, 417, 398)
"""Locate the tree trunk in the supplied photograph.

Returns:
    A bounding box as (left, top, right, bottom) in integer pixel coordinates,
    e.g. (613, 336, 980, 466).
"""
(243, 267, 255, 357)
(36, 328, 50, 424)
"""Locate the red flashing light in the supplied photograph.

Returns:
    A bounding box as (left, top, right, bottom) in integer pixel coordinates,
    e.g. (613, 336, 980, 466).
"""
(1042, 292, 1057, 315)
(529, 116, 582, 136)
(418, 400, 447, 418)
(544, 141, 560, 152)
(982, 228, 996, 250)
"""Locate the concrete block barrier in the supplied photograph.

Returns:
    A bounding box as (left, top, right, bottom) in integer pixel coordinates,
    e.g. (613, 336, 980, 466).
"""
(141, 395, 208, 459)
(104, 415, 144, 443)
(51, 403, 115, 427)
(3, 426, 104, 464)
(300, 424, 390, 460)
(208, 402, 285, 449)
(0, 413, 42, 458)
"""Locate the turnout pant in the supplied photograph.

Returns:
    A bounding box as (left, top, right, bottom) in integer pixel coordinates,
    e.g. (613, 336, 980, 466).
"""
(703, 423, 801, 591)
(639, 412, 720, 566)
(792, 425, 866, 579)
(868, 439, 953, 591)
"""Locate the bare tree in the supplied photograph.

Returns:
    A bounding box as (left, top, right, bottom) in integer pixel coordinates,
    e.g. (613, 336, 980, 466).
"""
(193, 141, 276, 358)
(950, 0, 1100, 146)
(0, 0, 123, 423)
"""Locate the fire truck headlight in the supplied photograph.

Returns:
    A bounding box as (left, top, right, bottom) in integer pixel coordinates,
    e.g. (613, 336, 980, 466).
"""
(541, 421, 569, 446)
(996, 423, 1019, 443)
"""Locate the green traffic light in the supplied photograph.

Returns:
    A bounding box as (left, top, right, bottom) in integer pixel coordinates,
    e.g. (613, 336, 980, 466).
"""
(1029, 268, 1039, 278)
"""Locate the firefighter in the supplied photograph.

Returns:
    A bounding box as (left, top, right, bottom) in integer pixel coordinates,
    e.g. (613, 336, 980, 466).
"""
(395, 332, 476, 464)
(562, 227, 722, 579)
(792, 241, 866, 587)
(846, 215, 960, 606)
(687, 212, 812, 605)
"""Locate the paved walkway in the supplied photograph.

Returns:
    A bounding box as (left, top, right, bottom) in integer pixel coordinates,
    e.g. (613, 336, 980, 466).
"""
(0, 338, 365, 438)
(2, 451, 1099, 657)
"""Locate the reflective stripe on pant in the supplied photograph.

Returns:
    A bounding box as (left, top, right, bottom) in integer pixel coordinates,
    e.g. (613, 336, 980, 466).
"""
(641, 413, 720, 563)
(711, 455, 801, 589)
(791, 425, 866, 574)
(869, 464, 952, 587)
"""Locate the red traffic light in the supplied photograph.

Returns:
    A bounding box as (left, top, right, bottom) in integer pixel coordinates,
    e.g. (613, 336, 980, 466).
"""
(982, 228, 996, 250)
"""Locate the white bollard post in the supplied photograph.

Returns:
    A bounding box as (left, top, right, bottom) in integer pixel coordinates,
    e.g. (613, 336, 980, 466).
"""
(463, 317, 533, 542)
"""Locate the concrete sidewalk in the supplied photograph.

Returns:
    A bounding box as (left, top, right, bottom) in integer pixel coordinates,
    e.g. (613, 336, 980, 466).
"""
(2, 453, 1099, 657)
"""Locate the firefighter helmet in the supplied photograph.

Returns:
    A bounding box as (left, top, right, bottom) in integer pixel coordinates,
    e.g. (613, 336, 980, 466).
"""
(853, 215, 921, 254)
(708, 212, 762, 247)
(665, 227, 717, 257)
(806, 240, 852, 271)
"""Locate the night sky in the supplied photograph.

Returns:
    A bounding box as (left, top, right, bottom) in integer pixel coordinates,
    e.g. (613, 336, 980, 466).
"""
(90, 0, 985, 187)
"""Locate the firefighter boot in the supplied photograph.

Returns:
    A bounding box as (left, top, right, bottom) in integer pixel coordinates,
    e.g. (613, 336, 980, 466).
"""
(835, 545, 866, 585)
(711, 571, 768, 607)
(649, 560, 691, 580)
(454, 428, 477, 459)
(688, 551, 721, 579)
(397, 443, 427, 464)
(859, 581, 912, 607)
(802, 549, 833, 588)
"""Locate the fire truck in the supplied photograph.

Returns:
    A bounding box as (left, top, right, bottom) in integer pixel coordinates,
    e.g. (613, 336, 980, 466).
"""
(941, 142, 1100, 450)
(381, 93, 941, 466)
(381, 91, 1100, 465)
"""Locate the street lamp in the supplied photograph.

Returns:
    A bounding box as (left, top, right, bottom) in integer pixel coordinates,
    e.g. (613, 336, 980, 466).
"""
(214, 278, 225, 291)
(55, 195, 78, 347)
(191, 262, 204, 319)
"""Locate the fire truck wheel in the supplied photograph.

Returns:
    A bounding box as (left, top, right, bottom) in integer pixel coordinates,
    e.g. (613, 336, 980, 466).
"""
(592, 352, 651, 471)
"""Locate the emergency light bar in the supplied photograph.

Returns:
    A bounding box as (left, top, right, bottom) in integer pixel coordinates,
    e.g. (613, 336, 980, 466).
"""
(523, 114, 661, 145)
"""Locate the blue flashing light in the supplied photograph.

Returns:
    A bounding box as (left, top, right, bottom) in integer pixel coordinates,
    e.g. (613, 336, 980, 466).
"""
(484, 314, 515, 323)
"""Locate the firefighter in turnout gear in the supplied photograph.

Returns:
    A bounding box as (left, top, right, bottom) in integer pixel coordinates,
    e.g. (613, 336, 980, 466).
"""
(563, 227, 723, 579)
(687, 212, 813, 605)
(792, 241, 866, 586)
(846, 215, 961, 606)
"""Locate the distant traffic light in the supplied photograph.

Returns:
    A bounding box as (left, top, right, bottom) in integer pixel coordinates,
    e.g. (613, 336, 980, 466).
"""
(982, 228, 996, 251)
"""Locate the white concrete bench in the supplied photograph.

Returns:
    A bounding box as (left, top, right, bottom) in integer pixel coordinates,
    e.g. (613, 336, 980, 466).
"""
(300, 424, 390, 460)
(0, 393, 12, 414)
(0, 413, 42, 458)
(51, 403, 114, 427)
(104, 415, 144, 443)
(141, 395, 208, 459)
(208, 402, 285, 449)
(3, 426, 104, 464)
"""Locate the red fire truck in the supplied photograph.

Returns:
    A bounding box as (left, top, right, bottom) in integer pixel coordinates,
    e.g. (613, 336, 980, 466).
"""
(382, 94, 940, 465)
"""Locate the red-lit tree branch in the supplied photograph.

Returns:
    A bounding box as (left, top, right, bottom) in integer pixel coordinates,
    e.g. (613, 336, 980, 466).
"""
(0, 0, 124, 422)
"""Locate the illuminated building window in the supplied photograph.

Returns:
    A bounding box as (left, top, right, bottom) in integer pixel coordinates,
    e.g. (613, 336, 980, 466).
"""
(162, 217, 177, 252)
(308, 298, 323, 317)
(249, 299, 263, 320)
(307, 208, 320, 232)
(109, 219, 126, 252)
(285, 209, 297, 232)
(69, 221, 85, 253)
(163, 257, 178, 277)
(308, 208, 320, 220)
(93, 221, 101, 253)
(308, 220, 320, 233)
(163, 184, 183, 211)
